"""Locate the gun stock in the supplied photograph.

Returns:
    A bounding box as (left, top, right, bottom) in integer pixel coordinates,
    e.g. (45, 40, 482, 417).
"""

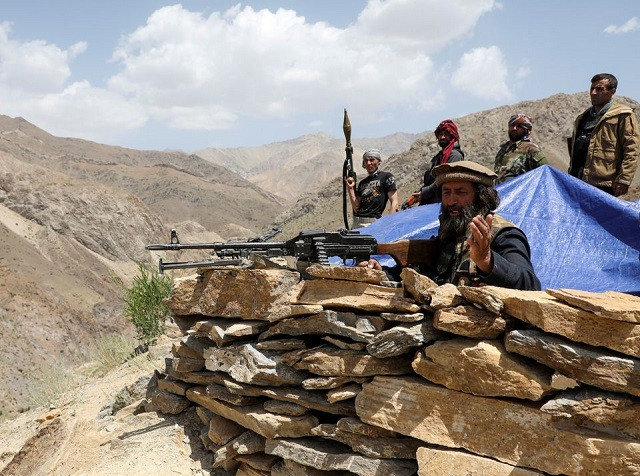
(377, 238, 438, 270)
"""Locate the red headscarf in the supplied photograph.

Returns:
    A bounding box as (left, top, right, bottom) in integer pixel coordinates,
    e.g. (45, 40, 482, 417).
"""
(434, 120, 459, 164)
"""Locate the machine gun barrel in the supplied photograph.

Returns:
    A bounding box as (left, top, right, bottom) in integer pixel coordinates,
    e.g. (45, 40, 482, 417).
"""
(145, 241, 288, 252)
(158, 258, 243, 273)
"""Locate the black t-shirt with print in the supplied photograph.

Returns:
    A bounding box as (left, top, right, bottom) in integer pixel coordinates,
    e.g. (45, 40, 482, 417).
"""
(355, 171, 396, 218)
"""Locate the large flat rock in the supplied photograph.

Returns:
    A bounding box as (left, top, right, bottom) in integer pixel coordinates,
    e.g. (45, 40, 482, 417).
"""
(294, 279, 420, 313)
(259, 310, 384, 343)
(270, 458, 347, 475)
(282, 346, 413, 377)
(193, 318, 270, 347)
(413, 338, 554, 400)
(400, 267, 437, 305)
(172, 335, 211, 359)
(417, 447, 543, 475)
(265, 438, 418, 476)
(208, 413, 245, 445)
(305, 264, 387, 284)
(433, 305, 515, 339)
(541, 387, 640, 440)
(311, 423, 422, 459)
(366, 321, 438, 358)
(186, 386, 318, 439)
(505, 329, 640, 397)
(223, 379, 357, 417)
(204, 343, 308, 387)
(355, 376, 640, 475)
(166, 269, 316, 321)
(546, 288, 640, 323)
(459, 286, 640, 358)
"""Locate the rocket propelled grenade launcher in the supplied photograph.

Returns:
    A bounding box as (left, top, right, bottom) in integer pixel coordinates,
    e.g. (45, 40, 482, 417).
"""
(342, 109, 356, 230)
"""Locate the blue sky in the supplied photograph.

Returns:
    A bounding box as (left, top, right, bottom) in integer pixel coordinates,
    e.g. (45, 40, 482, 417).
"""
(1, 1, 639, 151)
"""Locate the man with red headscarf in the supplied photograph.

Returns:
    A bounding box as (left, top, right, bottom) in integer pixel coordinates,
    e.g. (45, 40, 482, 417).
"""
(412, 120, 465, 205)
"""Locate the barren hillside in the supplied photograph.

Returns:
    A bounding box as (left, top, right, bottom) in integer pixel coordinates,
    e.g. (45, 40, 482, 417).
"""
(274, 92, 640, 236)
(0, 116, 283, 235)
(0, 152, 164, 417)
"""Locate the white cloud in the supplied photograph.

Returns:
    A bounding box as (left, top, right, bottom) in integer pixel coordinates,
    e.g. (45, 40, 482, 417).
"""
(604, 17, 639, 34)
(107, 1, 497, 130)
(1, 1, 498, 143)
(0, 81, 147, 142)
(0, 21, 144, 144)
(0, 21, 85, 94)
(354, 0, 497, 51)
(451, 46, 512, 101)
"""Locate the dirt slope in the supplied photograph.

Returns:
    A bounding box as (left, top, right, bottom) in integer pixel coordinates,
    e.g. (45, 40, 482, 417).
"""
(0, 336, 212, 476)
(0, 116, 283, 235)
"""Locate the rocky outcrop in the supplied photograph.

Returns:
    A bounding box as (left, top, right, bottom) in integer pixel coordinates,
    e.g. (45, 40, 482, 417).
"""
(152, 265, 640, 475)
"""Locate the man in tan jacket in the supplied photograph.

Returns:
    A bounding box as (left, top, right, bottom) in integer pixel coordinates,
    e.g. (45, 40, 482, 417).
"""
(568, 73, 640, 196)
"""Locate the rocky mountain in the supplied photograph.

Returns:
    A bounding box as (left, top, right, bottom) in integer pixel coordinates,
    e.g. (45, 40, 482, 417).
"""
(0, 116, 283, 419)
(196, 131, 422, 203)
(0, 115, 283, 237)
(274, 92, 640, 236)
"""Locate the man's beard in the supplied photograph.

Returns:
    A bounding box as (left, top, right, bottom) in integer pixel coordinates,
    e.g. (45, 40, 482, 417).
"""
(439, 202, 487, 241)
(508, 130, 525, 142)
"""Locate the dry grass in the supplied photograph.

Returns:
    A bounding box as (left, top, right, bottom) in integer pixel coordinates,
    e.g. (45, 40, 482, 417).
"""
(25, 363, 80, 410)
(89, 334, 139, 376)
(24, 334, 142, 410)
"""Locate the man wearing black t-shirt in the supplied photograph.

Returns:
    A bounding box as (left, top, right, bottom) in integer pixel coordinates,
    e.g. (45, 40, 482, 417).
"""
(346, 149, 398, 227)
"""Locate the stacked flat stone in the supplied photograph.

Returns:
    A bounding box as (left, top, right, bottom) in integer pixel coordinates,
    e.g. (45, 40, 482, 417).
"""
(151, 263, 640, 475)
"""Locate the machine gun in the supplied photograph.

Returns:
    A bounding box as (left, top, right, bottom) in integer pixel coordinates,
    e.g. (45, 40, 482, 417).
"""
(146, 228, 438, 273)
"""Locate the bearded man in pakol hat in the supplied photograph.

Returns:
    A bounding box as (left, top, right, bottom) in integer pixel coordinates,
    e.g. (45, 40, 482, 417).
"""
(362, 161, 541, 290)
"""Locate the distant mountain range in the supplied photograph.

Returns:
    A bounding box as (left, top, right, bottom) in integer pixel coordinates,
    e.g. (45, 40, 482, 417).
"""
(196, 131, 422, 203)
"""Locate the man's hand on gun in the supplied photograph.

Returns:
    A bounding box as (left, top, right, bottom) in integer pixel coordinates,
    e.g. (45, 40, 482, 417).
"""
(345, 177, 356, 190)
(356, 258, 382, 270)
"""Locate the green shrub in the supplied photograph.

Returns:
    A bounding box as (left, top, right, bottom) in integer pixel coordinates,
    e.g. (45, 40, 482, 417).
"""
(124, 263, 173, 344)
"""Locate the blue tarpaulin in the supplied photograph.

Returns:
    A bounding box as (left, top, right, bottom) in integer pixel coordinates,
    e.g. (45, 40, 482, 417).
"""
(358, 165, 640, 293)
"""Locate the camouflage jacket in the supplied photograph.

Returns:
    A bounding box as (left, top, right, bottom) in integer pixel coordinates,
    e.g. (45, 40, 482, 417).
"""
(494, 140, 547, 184)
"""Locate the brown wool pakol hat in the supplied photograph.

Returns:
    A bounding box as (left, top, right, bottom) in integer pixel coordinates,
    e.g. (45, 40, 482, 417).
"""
(432, 160, 497, 187)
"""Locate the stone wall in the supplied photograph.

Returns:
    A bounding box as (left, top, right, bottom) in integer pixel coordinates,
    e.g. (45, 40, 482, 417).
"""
(150, 263, 640, 475)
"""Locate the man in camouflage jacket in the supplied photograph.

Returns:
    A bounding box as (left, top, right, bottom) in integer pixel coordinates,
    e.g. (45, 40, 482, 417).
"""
(494, 114, 547, 184)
